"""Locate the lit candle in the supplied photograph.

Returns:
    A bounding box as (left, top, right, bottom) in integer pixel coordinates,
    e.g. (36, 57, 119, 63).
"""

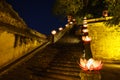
(51, 30, 56, 35)
(65, 24, 69, 27)
(58, 27, 63, 31)
(82, 29, 89, 33)
(83, 24, 87, 27)
(82, 36, 91, 42)
(69, 21, 73, 24)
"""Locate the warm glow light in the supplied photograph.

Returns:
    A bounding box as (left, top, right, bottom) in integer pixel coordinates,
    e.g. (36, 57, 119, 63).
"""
(83, 24, 87, 27)
(79, 58, 103, 71)
(82, 36, 91, 42)
(70, 22, 73, 24)
(65, 24, 69, 27)
(103, 10, 108, 17)
(73, 19, 76, 22)
(67, 19, 70, 22)
(58, 27, 63, 31)
(82, 29, 89, 33)
(83, 17, 87, 25)
(83, 21, 87, 24)
(51, 30, 56, 35)
(84, 17, 87, 20)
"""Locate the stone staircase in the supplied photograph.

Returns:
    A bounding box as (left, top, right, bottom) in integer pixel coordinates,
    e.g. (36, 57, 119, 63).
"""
(31, 43, 82, 80)
(0, 24, 83, 80)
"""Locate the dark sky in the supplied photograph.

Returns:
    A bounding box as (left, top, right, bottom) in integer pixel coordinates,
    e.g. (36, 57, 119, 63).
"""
(6, 0, 66, 35)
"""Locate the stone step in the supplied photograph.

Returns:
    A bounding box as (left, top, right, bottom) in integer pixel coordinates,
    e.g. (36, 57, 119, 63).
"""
(53, 57, 75, 61)
(30, 68, 80, 80)
(47, 68, 80, 76)
(48, 64, 80, 71)
(31, 74, 63, 80)
(51, 60, 77, 64)
(38, 71, 80, 80)
(49, 64, 80, 70)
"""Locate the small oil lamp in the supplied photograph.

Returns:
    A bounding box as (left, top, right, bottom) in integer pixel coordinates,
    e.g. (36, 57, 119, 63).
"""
(69, 21, 73, 25)
(82, 29, 88, 33)
(83, 24, 87, 28)
(65, 24, 69, 28)
(82, 29, 89, 36)
(51, 30, 56, 35)
(58, 27, 63, 31)
(82, 36, 91, 44)
(72, 18, 76, 22)
(51, 30, 56, 43)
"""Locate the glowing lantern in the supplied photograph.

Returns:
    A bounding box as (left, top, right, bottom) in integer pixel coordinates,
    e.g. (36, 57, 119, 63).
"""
(69, 21, 73, 24)
(58, 27, 63, 31)
(72, 18, 76, 22)
(83, 17, 87, 24)
(51, 30, 56, 35)
(79, 58, 103, 71)
(82, 36, 91, 42)
(51, 30, 56, 43)
(72, 18, 76, 24)
(67, 15, 73, 23)
(102, 10, 108, 17)
(65, 24, 69, 27)
(82, 29, 89, 33)
(83, 24, 87, 27)
(67, 19, 70, 22)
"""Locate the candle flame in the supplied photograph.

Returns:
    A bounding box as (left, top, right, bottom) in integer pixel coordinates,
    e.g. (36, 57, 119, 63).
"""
(82, 36, 91, 42)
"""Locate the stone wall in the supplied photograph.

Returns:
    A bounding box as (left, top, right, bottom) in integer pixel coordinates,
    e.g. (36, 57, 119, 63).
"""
(0, 0, 48, 69)
(0, 30, 47, 68)
(88, 22, 120, 61)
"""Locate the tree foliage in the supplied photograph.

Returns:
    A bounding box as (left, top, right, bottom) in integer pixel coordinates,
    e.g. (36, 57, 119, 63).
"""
(106, 0, 120, 25)
(53, 0, 120, 25)
(53, 0, 107, 20)
(52, 0, 84, 21)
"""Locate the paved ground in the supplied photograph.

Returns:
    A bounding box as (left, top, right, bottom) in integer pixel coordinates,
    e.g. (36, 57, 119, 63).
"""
(0, 25, 120, 80)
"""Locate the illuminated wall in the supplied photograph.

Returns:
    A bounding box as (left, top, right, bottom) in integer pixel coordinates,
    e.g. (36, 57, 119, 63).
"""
(0, 0, 48, 68)
(0, 30, 45, 68)
(88, 22, 120, 61)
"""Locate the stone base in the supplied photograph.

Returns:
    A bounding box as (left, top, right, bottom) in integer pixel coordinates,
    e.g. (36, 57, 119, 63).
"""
(79, 70, 101, 80)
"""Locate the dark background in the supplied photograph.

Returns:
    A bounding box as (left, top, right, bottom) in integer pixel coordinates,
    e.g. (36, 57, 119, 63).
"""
(6, 0, 67, 35)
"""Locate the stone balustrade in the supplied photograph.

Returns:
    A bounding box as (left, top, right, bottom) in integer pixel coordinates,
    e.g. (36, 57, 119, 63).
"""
(0, 27, 48, 68)
(50, 23, 74, 43)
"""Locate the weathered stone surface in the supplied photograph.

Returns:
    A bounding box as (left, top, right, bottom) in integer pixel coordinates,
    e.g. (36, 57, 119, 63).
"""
(0, 0, 48, 69)
(88, 22, 120, 61)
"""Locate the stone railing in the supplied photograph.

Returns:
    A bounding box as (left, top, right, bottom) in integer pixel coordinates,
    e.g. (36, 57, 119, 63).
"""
(0, 24, 48, 69)
(50, 23, 74, 43)
(86, 16, 112, 23)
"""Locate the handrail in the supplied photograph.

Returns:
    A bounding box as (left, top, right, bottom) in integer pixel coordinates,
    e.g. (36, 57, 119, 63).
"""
(86, 17, 112, 23)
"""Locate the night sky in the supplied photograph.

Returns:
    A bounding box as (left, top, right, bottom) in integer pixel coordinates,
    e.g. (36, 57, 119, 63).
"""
(6, 0, 67, 35)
